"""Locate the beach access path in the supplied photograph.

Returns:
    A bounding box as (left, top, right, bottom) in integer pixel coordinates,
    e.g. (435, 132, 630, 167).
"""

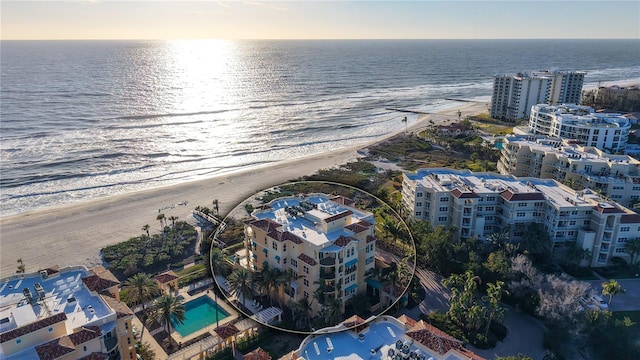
(0, 101, 487, 277)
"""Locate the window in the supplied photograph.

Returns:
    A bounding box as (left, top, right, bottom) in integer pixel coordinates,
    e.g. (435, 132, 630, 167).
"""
(485, 206, 495, 211)
(440, 197, 449, 202)
(366, 256, 374, 264)
(439, 207, 448, 212)
(416, 192, 423, 198)
(303, 266, 309, 274)
(291, 259, 298, 268)
(615, 248, 627, 253)
(518, 202, 527, 207)
(487, 196, 496, 202)
(127, 337, 131, 345)
(304, 291, 309, 298)
(633, 187, 640, 191)
(583, 220, 590, 225)
(569, 220, 576, 226)
(618, 238, 628, 243)
(272, 242, 278, 250)
(516, 212, 525, 217)
(48, 327, 53, 332)
(486, 216, 493, 220)
(438, 216, 447, 222)
(477, 207, 482, 211)
(283, 244, 287, 252)
(283, 258, 287, 265)
(621, 227, 630, 232)
(303, 279, 309, 286)
(484, 225, 493, 231)
(415, 211, 422, 217)
(571, 210, 578, 215)
(534, 202, 543, 207)
(568, 231, 575, 236)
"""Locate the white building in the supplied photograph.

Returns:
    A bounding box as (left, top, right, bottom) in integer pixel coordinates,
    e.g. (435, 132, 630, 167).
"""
(0, 266, 137, 360)
(528, 104, 631, 152)
(402, 168, 640, 267)
(491, 70, 585, 121)
(497, 135, 640, 208)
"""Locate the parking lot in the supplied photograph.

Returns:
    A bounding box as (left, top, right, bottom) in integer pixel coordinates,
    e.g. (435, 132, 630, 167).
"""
(587, 278, 640, 311)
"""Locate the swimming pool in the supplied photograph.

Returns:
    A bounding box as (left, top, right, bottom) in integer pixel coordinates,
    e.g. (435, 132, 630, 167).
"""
(171, 296, 229, 337)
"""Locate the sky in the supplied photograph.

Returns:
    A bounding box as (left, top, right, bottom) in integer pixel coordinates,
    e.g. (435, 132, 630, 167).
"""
(1, 1, 639, 40)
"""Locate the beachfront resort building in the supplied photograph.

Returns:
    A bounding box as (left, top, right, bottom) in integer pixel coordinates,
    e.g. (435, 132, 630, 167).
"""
(243, 194, 377, 317)
(0, 265, 137, 360)
(402, 168, 640, 266)
(285, 314, 484, 360)
(497, 135, 640, 208)
(490, 70, 585, 121)
(527, 104, 631, 152)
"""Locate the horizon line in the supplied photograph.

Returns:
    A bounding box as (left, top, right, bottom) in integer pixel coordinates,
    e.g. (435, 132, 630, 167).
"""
(2, 37, 638, 41)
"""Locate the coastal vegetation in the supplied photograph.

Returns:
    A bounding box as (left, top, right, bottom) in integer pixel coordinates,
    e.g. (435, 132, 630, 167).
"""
(101, 220, 197, 278)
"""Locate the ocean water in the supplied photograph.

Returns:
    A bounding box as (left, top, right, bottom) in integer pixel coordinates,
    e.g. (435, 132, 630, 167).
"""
(1, 39, 639, 216)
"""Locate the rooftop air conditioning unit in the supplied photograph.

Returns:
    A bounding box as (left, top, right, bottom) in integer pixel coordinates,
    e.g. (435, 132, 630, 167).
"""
(40, 270, 48, 280)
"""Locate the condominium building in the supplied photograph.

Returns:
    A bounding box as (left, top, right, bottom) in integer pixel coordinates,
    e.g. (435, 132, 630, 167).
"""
(490, 70, 585, 121)
(0, 266, 137, 360)
(497, 135, 640, 208)
(529, 104, 631, 152)
(243, 194, 377, 316)
(289, 314, 484, 360)
(402, 168, 640, 266)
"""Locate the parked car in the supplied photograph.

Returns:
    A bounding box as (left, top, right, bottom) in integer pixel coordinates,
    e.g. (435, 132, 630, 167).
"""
(579, 297, 597, 310)
(590, 295, 608, 310)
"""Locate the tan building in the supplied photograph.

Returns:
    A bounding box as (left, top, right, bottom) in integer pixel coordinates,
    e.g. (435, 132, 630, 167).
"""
(154, 270, 180, 295)
(243, 193, 377, 316)
(0, 266, 137, 360)
(498, 135, 640, 208)
(402, 168, 640, 266)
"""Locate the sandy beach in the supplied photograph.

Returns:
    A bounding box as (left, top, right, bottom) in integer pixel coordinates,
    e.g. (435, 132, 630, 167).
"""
(0, 101, 482, 277)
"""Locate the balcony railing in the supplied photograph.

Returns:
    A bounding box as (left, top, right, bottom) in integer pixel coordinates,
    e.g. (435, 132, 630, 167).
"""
(320, 257, 336, 266)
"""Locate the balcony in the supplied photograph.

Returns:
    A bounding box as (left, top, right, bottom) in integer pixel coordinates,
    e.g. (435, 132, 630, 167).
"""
(320, 257, 336, 266)
(321, 272, 336, 280)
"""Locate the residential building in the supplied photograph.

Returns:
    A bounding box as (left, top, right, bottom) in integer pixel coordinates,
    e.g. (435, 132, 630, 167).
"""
(490, 70, 585, 121)
(528, 104, 631, 152)
(497, 135, 640, 208)
(402, 168, 640, 266)
(0, 266, 137, 360)
(243, 194, 377, 316)
(286, 314, 484, 360)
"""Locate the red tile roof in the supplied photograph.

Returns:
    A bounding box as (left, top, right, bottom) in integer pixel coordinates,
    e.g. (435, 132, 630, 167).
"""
(324, 210, 353, 223)
(0, 313, 67, 343)
(396, 314, 417, 327)
(366, 235, 377, 243)
(405, 321, 484, 360)
(451, 189, 481, 199)
(214, 323, 240, 339)
(594, 204, 625, 214)
(280, 231, 303, 244)
(82, 275, 119, 293)
(329, 195, 356, 206)
(297, 253, 317, 266)
(68, 326, 102, 345)
(35, 336, 76, 360)
(154, 271, 179, 284)
(334, 235, 356, 247)
(345, 223, 369, 233)
(500, 190, 545, 201)
(100, 295, 134, 319)
(621, 214, 640, 223)
(244, 347, 272, 360)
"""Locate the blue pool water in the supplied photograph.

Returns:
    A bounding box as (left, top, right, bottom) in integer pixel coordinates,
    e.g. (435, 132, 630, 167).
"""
(171, 296, 229, 337)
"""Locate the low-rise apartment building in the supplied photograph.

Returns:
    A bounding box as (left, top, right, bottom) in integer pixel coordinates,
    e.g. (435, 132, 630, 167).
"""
(243, 194, 377, 316)
(402, 168, 640, 267)
(528, 104, 631, 152)
(497, 135, 640, 208)
(0, 266, 137, 360)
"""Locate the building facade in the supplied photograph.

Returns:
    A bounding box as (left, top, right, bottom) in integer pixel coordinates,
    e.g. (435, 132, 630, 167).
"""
(0, 266, 137, 360)
(528, 104, 631, 152)
(491, 70, 585, 121)
(497, 135, 640, 208)
(243, 194, 377, 316)
(402, 168, 640, 266)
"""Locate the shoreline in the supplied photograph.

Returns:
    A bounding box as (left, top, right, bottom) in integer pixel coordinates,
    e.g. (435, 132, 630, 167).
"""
(0, 101, 488, 277)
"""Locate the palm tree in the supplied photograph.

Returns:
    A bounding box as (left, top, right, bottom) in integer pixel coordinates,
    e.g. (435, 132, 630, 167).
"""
(210, 248, 232, 277)
(624, 238, 640, 267)
(16, 258, 25, 274)
(602, 279, 624, 304)
(156, 213, 165, 231)
(123, 273, 159, 339)
(401, 116, 408, 134)
(213, 199, 219, 216)
(168, 216, 178, 229)
(148, 294, 185, 335)
(228, 268, 253, 308)
(326, 298, 342, 326)
(484, 281, 507, 337)
(290, 297, 314, 331)
(142, 224, 150, 238)
(313, 278, 328, 308)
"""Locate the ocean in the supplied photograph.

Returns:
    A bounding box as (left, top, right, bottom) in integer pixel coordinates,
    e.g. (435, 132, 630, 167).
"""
(1, 39, 639, 217)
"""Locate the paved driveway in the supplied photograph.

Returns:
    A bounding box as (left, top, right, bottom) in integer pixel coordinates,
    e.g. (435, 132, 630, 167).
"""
(587, 278, 640, 311)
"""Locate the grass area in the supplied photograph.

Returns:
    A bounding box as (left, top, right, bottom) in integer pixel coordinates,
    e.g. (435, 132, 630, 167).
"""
(593, 266, 640, 279)
(473, 122, 514, 135)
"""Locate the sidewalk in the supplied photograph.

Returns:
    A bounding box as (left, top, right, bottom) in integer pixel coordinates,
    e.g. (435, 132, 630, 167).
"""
(132, 315, 168, 359)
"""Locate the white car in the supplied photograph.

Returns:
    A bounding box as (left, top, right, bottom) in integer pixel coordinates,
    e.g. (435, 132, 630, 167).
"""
(579, 297, 597, 310)
(590, 295, 608, 310)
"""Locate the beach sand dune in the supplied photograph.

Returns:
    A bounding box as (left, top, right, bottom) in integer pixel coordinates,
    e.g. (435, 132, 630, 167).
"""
(0, 102, 487, 277)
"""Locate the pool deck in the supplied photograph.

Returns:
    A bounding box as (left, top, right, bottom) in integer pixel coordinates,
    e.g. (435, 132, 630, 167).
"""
(170, 290, 239, 344)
